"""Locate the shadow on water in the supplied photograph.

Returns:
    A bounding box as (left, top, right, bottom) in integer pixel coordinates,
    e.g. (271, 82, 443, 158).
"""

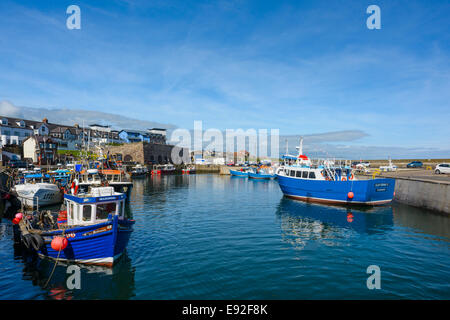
(12, 243, 136, 300)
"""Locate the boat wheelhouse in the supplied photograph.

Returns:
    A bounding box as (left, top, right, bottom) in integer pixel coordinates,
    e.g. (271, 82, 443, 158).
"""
(16, 186, 134, 267)
(75, 168, 133, 200)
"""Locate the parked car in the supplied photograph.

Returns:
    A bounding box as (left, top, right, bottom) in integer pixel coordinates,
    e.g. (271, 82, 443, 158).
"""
(407, 161, 423, 168)
(435, 163, 450, 174)
(351, 161, 370, 168)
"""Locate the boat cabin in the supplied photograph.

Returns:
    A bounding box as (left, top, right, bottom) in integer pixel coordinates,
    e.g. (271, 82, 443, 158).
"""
(279, 166, 356, 182)
(64, 187, 126, 226)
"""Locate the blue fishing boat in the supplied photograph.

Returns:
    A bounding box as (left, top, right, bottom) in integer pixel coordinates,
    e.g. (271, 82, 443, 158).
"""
(276, 138, 395, 205)
(229, 168, 250, 177)
(16, 186, 134, 267)
(248, 166, 276, 179)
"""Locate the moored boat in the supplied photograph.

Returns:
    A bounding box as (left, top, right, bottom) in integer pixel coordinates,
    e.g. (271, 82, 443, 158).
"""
(229, 168, 250, 177)
(13, 173, 63, 208)
(248, 166, 276, 179)
(131, 164, 148, 178)
(15, 186, 134, 267)
(276, 139, 395, 205)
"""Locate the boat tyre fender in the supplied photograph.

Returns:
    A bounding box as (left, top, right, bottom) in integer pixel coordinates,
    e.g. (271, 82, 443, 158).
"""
(21, 234, 33, 249)
(30, 234, 44, 251)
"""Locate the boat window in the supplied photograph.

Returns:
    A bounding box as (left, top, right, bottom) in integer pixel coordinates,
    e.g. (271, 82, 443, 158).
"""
(285, 169, 289, 175)
(302, 171, 308, 178)
(69, 202, 74, 221)
(96, 202, 116, 220)
(309, 172, 316, 179)
(107, 175, 112, 181)
(113, 174, 119, 182)
(83, 205, 92, 222)
(118, 201, 123, 217)
(296, 171, 302, 177)
(290, 170, 295, 177)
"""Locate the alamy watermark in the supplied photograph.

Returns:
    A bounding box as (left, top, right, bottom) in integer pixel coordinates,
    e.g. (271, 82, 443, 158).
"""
(169, 120, 280, 165)
(66, 265, 81, 290)
(366, 265, 381, 290)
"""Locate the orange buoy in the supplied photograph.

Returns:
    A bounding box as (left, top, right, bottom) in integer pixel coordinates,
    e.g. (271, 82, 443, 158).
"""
(51, 236, 68, 251)
(347, 191, 354, 199)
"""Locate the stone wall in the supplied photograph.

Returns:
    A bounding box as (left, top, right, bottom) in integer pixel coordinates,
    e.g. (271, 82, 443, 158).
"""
(105, 142, 190, 165)
(394, 178, 450, 214)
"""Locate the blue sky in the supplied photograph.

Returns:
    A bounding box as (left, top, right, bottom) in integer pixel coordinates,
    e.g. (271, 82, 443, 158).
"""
(0, 0, 449, 156)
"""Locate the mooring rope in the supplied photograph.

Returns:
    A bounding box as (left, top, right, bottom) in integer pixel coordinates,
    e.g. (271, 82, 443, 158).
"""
(43, 228, 66, 289)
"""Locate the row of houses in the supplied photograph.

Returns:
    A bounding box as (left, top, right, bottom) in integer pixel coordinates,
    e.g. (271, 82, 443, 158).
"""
(0, 115, 169, 164)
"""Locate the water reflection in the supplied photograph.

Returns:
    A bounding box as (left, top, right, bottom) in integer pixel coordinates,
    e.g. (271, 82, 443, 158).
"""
(13, 244, 136, 300)
(392, 202, 450, 240)
(275, 198, 394, 250)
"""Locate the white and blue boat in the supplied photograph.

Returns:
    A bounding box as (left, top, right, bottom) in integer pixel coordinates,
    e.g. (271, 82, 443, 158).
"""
(17, 186, 134, 267)
(248, 167, 276, 179)
(276, 139, 395, 205)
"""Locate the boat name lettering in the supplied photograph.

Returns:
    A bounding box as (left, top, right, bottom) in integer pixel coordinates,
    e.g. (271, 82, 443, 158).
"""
(82, 225, 112, 237)
(374, 183, 389, 187)
(376, 188, 387, 192)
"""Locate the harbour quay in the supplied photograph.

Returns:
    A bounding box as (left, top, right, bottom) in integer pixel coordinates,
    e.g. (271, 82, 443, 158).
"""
(363, 169, 450, 214)
(218, 163, 450, 215)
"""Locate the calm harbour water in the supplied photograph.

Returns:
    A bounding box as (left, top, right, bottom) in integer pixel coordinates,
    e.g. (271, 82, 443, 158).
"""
(0, 174, 449, 299)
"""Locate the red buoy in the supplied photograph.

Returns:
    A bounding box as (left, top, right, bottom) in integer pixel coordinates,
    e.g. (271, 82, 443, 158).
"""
(347, 191, 354, 199)
(51, 236, 68, 251)
(12, 217, 20, 225)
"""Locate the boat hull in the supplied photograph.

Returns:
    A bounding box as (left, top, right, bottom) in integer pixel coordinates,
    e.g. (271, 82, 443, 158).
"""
(37, 216, 134, 267)
(14, 183, 63, 208)
(276, 175, 395, 205)
(229, 169, 248, 177)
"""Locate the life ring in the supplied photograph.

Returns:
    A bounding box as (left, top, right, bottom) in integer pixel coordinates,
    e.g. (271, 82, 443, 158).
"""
(349, 173, 354, 180)
(70, 179, 79, 195)
(342, 177, 347, 181)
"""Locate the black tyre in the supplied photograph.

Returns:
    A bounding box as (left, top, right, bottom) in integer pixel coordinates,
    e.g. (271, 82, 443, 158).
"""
(30, 234, 44, 251)
(21, 234, 33, 249)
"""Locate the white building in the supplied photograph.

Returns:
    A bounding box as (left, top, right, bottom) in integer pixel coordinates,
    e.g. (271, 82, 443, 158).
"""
(0, 117, 49, 147)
